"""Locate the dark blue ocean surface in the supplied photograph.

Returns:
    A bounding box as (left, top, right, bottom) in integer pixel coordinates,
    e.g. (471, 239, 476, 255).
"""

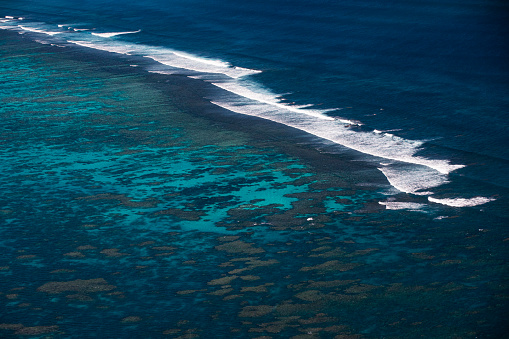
(0, 1, 508, 338)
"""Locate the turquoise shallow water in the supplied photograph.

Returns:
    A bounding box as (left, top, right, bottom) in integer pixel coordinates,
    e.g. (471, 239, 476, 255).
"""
(0, 30, 508, 338)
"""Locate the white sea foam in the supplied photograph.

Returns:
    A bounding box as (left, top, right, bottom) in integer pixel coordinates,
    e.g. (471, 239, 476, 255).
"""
(210, 81, 335, 120)
(377, 165, 449, 195)
(173, 51, 229, 68)
(68, 40, 133, 54)
(145, 53, 260, 78)
(18, 25, 61, 36)
(91, 29, 141, 38)
(334, 117, 361, 125)
(148, 70, 179, 75)
(428, 196, 495, 207)
(379, 201, 427, 211)
(34, 39, 51, 45)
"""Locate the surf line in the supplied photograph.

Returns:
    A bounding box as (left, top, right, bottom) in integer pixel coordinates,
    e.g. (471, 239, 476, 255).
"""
(91, 29, 141, 38)
(3, 20, 489, 206)
(17, 25, 61, 36)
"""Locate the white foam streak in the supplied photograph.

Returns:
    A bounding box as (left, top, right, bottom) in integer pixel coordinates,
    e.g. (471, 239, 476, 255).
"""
(377, 166, 449, 195)
(67, 40, 132, 54)
(171, 52, 261, 77)
(173, 51, 229, 68)
(145, 53, 260, 78)
(335, 117, 362, 125)
(148, 70, 179, 75)
(211, 82, 335, 120)
(91, 29, 141, 38)
(379, 201, 427, 211)
(18, 25, 61, 36)
(428, 196, 495, 207)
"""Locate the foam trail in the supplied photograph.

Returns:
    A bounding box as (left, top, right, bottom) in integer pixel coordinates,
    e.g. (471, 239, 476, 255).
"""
(428, 196, 495, 207)
(18, 25, 61, 36)
(145, 54, 260, 78)
(377, 165, 449, 195)
(173, 51, 230, 68)
(211, 82, 335, 120)
(67, 40, 133, 54)
(91, 30, 141, 37)
(379, 201, 427, 211)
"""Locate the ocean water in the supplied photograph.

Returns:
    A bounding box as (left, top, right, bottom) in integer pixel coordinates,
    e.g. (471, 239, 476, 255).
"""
(0, 0, 508, 338)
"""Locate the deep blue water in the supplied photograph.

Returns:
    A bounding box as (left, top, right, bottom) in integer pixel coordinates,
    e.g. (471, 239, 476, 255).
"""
(0, 0, 508, 338)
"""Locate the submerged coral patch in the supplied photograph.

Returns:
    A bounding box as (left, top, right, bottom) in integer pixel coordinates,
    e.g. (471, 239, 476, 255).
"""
(37, 278, 116, 294)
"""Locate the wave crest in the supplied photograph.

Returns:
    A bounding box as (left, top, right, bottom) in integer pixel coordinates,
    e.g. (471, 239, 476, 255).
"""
(428, 196, 495, 207)
(91, 30, 141, 38)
